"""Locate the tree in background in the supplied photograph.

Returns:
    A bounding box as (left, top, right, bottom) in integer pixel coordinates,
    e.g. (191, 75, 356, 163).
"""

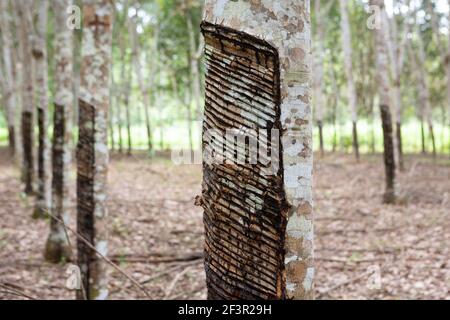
(372, 0, 396, 204)
(76, 0, 114, 300)
(0, 0, 17, 157)
(340, 0, 360, 161)
(33, 0, 52, 218)
(44, 0, 74, 264)
(16, 0, 36, 196)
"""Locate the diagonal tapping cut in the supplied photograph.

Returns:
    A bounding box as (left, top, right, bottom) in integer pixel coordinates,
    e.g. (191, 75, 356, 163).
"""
(200, 22, 289, 300)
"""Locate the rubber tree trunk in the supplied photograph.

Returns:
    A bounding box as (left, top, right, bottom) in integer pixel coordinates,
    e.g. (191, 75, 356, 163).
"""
(200, 0, 313, 300)
(339, 0, 359, 161)
(0, 0, 17, 157)
(33, 0, 52, 219)
(76, 0, 113, 300)
(44, 0, 74, 264)
(314, 0, 326, 158)
(16, 0, 36, 196)
(128, 14, 153, 153)
(372, 0, 396, 204)
(118, 30, 133, 156)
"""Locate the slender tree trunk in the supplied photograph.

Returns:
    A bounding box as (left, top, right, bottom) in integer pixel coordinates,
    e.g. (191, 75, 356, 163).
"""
(109, 77, 116, 152)
(33, 0, 52, 218)
(340, 0, 359, 161)
(372, 0, 396, 204)
(0, 0, 17, 157)
(421, 117, 426, 154)
(128, 14, 153, 153)
(118, 30, 133, 156)
(76, 0, 113, 300)
(314, 0, 326, 158)
(16, 0, 36, 195)
(429, 123, 437, 159)
(186, 8, 204, 124)
(44, 0, 74, 263)
(201, 0, 313, 300)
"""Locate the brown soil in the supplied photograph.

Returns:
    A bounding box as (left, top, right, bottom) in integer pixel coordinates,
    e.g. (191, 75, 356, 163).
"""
(0, 150, 449, 300)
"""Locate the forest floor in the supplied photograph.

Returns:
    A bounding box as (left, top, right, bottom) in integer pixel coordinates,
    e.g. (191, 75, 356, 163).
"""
(0, 149, 449, 300)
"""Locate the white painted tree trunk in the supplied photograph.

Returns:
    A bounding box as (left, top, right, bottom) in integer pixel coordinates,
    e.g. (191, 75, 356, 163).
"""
(201, 0, 313, 300)
(76, 0, 113, 300)
(339, 0, 359, 160)
(45, 0, 74, 264)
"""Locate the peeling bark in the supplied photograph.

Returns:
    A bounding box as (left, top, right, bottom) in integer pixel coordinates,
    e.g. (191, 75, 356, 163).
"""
(76, 0, 113, 300)
(201, 0, 313, 300)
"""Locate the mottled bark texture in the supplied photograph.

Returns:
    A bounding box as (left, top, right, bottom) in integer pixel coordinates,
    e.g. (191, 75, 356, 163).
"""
(76, 0, 113, 300)
(372, 0, 396, 204)
(339, 0, 359, 161)
(201, 0, 313, 300)
(0, 0, 17, 156)
(45, 0, 74, 263)
(33, 0, 52, 219)
(17, 0, 36, 195)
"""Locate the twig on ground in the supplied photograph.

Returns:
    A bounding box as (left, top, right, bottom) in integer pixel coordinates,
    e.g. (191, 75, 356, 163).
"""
(44, 210, 151, 299)
(163, 266, 193, 299)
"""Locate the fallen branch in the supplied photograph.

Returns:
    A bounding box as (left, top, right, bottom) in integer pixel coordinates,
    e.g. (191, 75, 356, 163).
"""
(111, 252, 203, 264)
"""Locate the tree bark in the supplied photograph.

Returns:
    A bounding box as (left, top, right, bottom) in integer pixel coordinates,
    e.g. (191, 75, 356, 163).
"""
(33, 0, 52, 219)
(201, 0, 313, 300)
(372, 0, 396, 204)
(339, 0, 359, 161)
(0, 0, 17, 157)
(386, 9, 407, 171)
(44, 0, 74, 263)
(16, 0, 36, 195)
(76, 0, 113, 300)
(413, 26, 435, 158)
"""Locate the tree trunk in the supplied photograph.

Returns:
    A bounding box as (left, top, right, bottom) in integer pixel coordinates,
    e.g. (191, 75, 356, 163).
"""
(396, 121, 404, 168)
(421, 117, 426, 154)
(16, 0, 36, 196)
(186, 11, 203, 124)
(340, 0, 359, 161)
(109, 77, 116, 152)
(118, 30, 133, 156)
(412, 16, 435, 158)
(200, 0, 313, 300)
(0, 0, 17, 157)
(128, 14, 153, 153)
(76, 0, 113, 300)
(33, 0, 52, 219)
(314, 0, 327, 158)
(44, 0, 74, 263)
(372, 0, 396, 204)
(429, 124, 437, 159)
